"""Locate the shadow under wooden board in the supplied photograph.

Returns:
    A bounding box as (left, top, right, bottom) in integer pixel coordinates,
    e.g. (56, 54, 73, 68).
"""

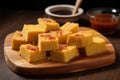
(4, 27, 116, 75)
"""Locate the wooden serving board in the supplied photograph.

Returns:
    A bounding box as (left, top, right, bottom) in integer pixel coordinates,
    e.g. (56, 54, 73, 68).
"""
(4, 27, 116, 75)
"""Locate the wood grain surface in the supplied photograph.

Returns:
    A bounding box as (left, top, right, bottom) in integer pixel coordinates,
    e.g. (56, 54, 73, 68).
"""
(4, 27, 116, 75)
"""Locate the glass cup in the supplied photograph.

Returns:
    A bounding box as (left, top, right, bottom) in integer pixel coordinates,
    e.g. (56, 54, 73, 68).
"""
(86, 8, 120, 35)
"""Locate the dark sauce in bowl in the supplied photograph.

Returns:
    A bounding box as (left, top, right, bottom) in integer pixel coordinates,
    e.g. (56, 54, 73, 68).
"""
(52, 10, 72, 15)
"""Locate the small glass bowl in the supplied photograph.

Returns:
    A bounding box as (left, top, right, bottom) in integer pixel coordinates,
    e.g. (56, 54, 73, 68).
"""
(86, 7, 120, 35)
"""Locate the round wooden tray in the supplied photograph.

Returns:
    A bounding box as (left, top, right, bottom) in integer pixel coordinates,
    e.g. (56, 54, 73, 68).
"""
(4, 27, 116, 75)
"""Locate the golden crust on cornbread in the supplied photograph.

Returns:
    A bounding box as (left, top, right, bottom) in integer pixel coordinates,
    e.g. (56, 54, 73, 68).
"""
(20, 44, 46, 62)
(67, 30, 94, 48)
(50, 44, 79, 63)
(38, 33, 59, 51)
(22, 24, 44, 42)
(50, 30, 72, 44)
(85, 37, 106, 56)
(12, 31, 28, 50)
(38, 18, 60, 32)
(60, 22, 79, 33)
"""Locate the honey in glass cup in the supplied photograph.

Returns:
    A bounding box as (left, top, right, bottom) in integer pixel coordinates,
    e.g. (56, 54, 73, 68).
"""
(87, 8, 120, 35)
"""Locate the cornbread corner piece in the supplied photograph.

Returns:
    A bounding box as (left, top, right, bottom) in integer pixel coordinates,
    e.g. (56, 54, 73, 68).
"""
(67, 30, 94, 48)
(50, 44, 79, 63)
(38, 33, 59, 51)
(85, 37, 106, 56)
(50, 30, 72, 44)
(22, 24, 44, 42)
(87, 29, 101, 36)
(12, 31, 28, 50)
(20, 44, 46, 63)
(60, 22, 79, 33)
(38, 18, 60, 32)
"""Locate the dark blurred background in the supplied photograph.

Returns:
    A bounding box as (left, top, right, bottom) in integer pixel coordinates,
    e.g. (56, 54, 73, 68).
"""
(0, 0, 120, 12)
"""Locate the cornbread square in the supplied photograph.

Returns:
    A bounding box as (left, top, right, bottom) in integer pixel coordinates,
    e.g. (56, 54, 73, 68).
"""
(85, 37, 106, 56)
(88, 30, 100, 35)
(20, 44, 46, 63)
(22, 24, 44, 42)
(60, 22, 79, 33)
(38, 18, 60, 32)
(50, 30, 72, 44)
(12, 31, 28, 50)
(38, 33, 59, 51)
(50, 44, 79, 63)
(85, 30, 101, 37)
(67, 30, 93, 48)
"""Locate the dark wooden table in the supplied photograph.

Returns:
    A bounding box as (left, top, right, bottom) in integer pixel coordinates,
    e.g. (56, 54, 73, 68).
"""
(0, 10, 120, 80)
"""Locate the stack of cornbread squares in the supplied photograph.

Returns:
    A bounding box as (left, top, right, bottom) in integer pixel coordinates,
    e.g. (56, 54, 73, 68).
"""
(11, 18, 107, 63)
